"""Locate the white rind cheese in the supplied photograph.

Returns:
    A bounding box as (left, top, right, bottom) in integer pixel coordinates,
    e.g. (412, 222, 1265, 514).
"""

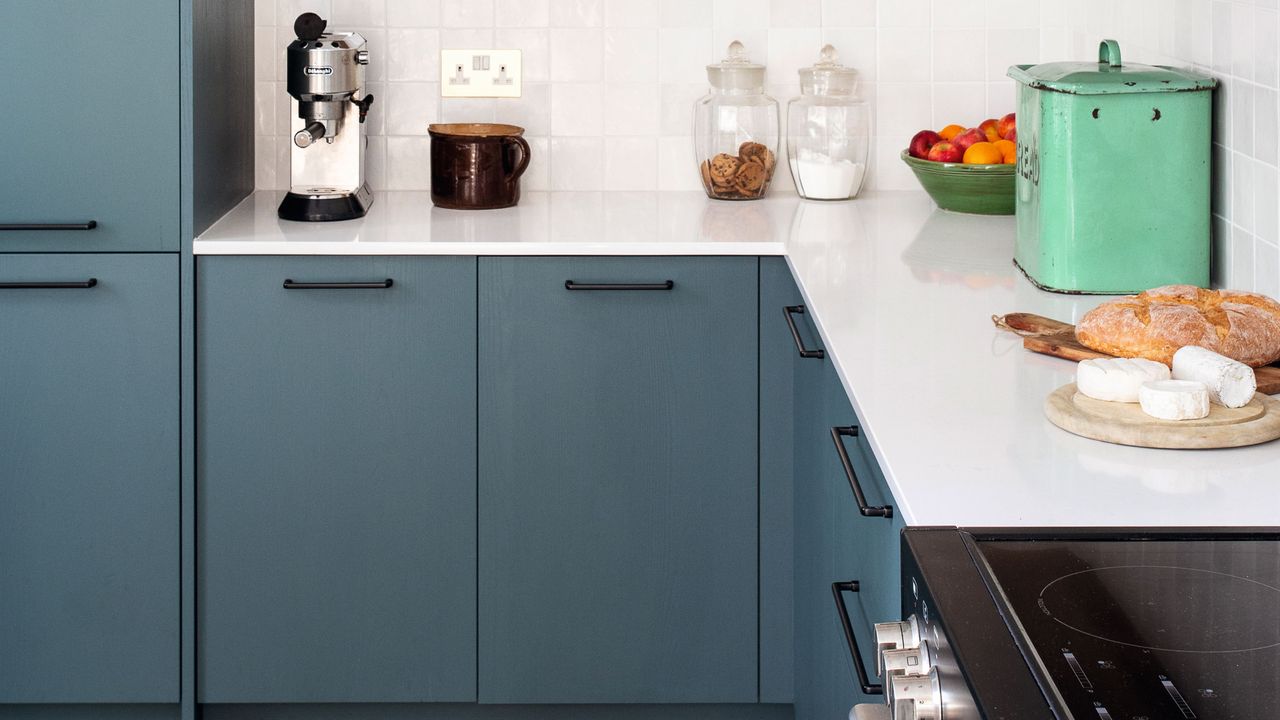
(1139, 380, 1211, 421)
(1076, 357, 1172, 403)
(1171, 345, 1258, 409)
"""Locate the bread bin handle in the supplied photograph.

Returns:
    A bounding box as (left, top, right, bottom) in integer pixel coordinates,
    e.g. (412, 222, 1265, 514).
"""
(1099, 39, 1122, 68)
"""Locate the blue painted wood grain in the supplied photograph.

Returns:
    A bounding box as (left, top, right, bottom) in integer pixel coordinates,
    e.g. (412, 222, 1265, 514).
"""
(196, 257, 478, 703)
(477, 257, 759, 703)
(0, 255, 179, 702)
(0, 1, 180, 252)
(758, 257, 802, 703)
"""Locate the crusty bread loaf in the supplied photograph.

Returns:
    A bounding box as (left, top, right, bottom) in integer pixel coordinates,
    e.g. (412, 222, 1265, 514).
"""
(1076, 285, 1280, 368)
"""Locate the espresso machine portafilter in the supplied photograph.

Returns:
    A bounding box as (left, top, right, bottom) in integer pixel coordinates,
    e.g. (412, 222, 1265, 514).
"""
(278, 12, 375, 222)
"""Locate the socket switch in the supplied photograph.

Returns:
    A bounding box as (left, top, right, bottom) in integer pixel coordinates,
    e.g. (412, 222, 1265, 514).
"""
(441, 49, 522, 98)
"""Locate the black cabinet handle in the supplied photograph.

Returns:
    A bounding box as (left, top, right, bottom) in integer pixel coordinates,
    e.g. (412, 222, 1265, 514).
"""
(831, 426, 893, 518)
(0, 278, 97, 289)
(832, 581, 884, 695)
(0, 221, 97, 231)
(282, 279, 394, 289)
(783, 305, 825, 359)
(564, 280, 674, 291)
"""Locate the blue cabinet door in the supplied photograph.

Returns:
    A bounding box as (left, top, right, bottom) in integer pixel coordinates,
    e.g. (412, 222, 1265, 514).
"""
(795, 362, 903, 720)
(759, 257, 810, 703)
(196, 257, 477, 703)
(0, 254, 179, 703)
(792, 327, 842, 720)
(0, 0, 179, 252)
(478, 257, 759, 704)
(828, 365, 904, 710)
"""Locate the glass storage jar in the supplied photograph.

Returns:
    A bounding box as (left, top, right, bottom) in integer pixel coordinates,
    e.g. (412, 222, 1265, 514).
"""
(786, 45, 870, 201)
(694, 41, 780, 201)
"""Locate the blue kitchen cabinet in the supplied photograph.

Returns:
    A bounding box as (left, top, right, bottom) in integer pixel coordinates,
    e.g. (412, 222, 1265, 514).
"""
(759, 257, 814, 703)
(0, 1, 180, 253)
(196, 256, 478, 703)
(0, 254, 179, 703)
(478, 257, 759, 704)
(791, 317, 902, 720)
(791, 316, 845, 720)
(828, 364, 905, 710)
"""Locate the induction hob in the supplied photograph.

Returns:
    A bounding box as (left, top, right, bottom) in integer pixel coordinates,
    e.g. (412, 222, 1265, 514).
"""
(976, 537, 1280, 720)
(891, 529, 1280, 720)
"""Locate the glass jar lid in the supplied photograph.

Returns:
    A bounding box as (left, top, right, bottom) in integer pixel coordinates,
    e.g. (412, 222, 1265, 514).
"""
(707, 40, 766, 92)
(798, 44, 858, 96)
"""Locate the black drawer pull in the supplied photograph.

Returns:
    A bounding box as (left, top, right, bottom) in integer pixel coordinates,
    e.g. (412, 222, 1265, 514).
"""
(832, 581, 884, 695)
(831, 426, 893, 518)
(282, 279, 394, 289)
(564, 280, 674, 291)
(783, 305, 825, 359)
(0, 278, 98, 289)
(0, 221, 98, 231)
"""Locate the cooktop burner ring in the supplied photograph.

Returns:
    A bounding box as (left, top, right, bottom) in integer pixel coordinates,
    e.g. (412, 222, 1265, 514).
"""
(1039, 564, 1280, 655)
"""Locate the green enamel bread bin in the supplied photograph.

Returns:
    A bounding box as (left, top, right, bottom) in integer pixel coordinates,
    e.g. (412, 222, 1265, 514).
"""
(1008, 40, 1217, 294)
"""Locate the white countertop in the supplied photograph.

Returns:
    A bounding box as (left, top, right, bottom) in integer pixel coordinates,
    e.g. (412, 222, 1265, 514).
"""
(195, 191, 790, 256)
(198, 190, 1280, 527)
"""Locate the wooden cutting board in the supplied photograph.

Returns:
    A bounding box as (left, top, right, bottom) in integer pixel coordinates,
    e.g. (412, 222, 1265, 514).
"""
(1045, 383, 1280, 449)
(995, 312, 1280, 395)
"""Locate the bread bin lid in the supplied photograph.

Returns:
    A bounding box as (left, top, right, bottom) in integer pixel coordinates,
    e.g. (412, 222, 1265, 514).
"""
(797, 44, 858, 96)
(707, 40, 766, 92)
(1008, 39, 1217, 95)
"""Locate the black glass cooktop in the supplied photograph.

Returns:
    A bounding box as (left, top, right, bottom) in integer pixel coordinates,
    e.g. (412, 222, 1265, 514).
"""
(976, 538, 1280, 720)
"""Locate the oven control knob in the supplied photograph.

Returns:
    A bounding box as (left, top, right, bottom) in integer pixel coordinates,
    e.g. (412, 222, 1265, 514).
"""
(889, 669, 942, 720)
(874, 615, 920, 674)
(882, 640, 933, 679)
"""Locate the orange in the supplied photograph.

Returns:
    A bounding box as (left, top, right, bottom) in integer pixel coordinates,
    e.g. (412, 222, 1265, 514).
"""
(938, 124, 965, 141)
(993, 139, 1016, 164)
(963, 142, 1003, 165)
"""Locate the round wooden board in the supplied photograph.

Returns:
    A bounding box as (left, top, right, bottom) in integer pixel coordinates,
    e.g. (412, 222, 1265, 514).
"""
(1044, 384, 1280, 449)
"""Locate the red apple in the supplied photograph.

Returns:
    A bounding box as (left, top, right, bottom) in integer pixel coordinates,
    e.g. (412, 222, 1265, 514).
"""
(951, 129, 986, 154)
(997, 112, 1016, 140)
(926, 141, 963, 163)
(979, 118, 1001, 142)
(1004, 127, 1017, 144)
(909, 130, 943, 159)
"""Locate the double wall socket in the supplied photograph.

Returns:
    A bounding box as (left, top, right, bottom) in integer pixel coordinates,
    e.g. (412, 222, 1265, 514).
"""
(441, 49, 522, 98)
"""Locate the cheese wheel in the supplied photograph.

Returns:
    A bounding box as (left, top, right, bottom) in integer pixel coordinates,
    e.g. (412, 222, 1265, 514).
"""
(1171, 345, 1258, 409)
(1138, 380, 1210, 421)
(1076, 357, 1171, 403)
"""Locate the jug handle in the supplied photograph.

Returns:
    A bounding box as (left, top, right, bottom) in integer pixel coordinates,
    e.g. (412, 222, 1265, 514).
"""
(1099, 39, 1122, 68)
(504, 136, 532, 180)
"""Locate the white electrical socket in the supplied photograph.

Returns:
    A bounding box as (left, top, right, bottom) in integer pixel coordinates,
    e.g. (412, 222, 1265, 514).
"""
(441, 49, 522, 98)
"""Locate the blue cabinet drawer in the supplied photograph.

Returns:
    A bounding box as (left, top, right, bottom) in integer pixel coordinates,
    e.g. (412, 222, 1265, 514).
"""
(0, 0, 180, 252)
(0, 254, 179, 702)
(196, 256, 478, 703)
(478, 257, 759, 704)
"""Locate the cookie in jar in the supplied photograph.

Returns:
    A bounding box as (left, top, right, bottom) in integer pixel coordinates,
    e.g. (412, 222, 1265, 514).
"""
(694, 41, 780, 201)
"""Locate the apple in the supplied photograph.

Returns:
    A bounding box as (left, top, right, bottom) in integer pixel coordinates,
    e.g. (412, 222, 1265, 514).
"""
(997, 113, 1016, 140)
(926, 141, 963, 163)
(909, 130, 943, 159)
(979, 118, 1002, 142)
(1004, 127, 1017, 144)
(951, 129, 986, 154)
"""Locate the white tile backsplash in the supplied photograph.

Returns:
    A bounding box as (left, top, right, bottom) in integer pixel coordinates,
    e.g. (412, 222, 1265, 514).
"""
(253, 0, 1280, 292)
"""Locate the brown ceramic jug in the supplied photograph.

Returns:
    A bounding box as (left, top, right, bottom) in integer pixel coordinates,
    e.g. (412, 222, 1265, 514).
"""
(428, 123, 531, 210)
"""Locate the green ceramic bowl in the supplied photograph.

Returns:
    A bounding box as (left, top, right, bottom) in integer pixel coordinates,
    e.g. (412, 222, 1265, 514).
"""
(900, 150, 1015, 215)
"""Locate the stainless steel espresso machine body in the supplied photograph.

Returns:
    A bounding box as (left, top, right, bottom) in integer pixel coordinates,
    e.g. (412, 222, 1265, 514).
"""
(279, 13, 375, 222)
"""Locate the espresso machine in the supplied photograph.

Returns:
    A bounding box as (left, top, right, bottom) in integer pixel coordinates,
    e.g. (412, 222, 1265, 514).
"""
(279, 13, 375, 222)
